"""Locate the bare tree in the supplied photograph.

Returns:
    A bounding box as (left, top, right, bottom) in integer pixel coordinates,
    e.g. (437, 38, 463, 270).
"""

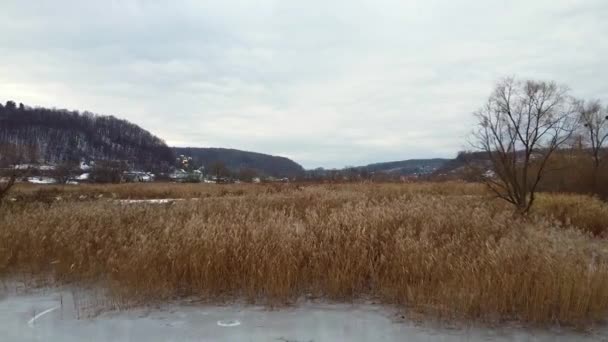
(0, 144, 19, 206)
(0, 174, 16, 206)
(472, 78, 578, 214)
(210, 161, 229, 182)
(90, 160, 128, 183)
(52, 161, 80, 184)
(577, 100, 608, 169)
(237, 168, 258, 182)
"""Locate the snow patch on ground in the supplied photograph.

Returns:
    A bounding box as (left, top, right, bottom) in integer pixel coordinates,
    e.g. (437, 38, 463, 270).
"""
(75, 173, 90, 180)
(116, 198, 202, 204)
(27, 177, 57, 184)
(117, 199, 186, 204)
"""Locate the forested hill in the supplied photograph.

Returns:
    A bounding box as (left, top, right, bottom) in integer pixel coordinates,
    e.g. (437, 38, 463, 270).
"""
(0, 101, 175, 170)
(362, 158, 450, 175)
(173, 147, 305, 178)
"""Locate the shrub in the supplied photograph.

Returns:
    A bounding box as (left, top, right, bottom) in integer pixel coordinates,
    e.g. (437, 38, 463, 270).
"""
(533, 194, 608, 236)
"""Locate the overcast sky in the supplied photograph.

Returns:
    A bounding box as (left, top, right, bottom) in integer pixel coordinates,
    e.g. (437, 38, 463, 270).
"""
(1, 0, 606, 168)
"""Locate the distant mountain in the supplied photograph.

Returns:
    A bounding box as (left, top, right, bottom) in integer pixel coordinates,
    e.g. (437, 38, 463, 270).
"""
(0, 100, 304, 177)
(361, 158, 450, 175)
(432, 151, 488, 175)
(0, 100, 456, 179)
(0, 101, 175, 170)
(173, 147, 305, 178)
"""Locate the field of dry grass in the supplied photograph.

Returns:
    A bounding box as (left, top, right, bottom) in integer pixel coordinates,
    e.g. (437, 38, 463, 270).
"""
(2, 182, 608, 326)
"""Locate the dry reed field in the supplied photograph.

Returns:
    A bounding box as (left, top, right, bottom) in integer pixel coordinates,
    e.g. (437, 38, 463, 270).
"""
(2, 182, 608, 326)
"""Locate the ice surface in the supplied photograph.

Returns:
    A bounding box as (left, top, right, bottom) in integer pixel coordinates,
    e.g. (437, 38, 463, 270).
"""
(1, 288, 606, 342)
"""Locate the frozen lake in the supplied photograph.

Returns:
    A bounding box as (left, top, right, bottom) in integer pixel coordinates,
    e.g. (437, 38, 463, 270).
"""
(1, 288, 607, 342)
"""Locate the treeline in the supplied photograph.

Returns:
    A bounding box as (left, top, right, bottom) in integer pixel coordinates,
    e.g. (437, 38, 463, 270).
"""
(536, 149, 608, 199)
(440, 148, 608, 199)
(0, 101, 174, 171)
(450, 77, 608, 205)
(173, 147, 305, 178)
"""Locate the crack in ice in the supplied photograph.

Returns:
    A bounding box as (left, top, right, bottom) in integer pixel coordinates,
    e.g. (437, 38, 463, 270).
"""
(28, 306, 60, 327)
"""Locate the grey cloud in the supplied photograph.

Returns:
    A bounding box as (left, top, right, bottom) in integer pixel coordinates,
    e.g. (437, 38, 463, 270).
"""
(1, 0, 607, 168)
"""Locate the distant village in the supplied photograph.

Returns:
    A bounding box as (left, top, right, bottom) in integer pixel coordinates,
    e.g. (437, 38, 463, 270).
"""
(0, 153, 461, 186)
(2, 155, 291, 185)
(1, 161, 451, 185)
